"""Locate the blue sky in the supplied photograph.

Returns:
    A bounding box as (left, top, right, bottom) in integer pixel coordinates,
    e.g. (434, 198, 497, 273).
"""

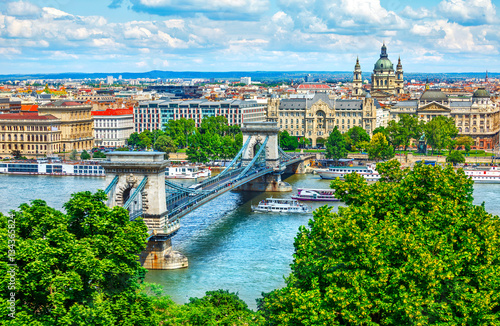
(0, 0, 499, 74)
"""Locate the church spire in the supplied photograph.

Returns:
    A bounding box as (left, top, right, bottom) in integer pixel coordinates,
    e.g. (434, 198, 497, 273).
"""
(380, 42, 388, 58)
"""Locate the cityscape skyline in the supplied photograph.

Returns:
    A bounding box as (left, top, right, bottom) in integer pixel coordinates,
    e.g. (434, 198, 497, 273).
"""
(0, 0, 499, 74)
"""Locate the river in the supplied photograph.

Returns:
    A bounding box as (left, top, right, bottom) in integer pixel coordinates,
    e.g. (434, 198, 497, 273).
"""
(1, 173, 498, 309)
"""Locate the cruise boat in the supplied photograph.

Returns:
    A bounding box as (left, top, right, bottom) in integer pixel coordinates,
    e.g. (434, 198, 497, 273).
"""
(291, 188, 339, 201)
(165, 165, 211, 179)
(0, 160, 105, 177)
(251, 198, 312, 213)
(463, 166, 500, 183)
(316, 164, 380, 181)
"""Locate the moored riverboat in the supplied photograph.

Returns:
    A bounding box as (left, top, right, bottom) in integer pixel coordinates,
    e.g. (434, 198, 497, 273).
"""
(316, 164, 380, 181)
(251, 198, 312, 213)
(0, 160, 105, 177)
(291, 188, 339, 201)
(165, 165, 211, 179)
(463, 166, 500, 183)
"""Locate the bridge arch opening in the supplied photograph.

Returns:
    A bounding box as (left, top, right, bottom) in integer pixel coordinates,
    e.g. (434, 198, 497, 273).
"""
(122, 186, 132, 206)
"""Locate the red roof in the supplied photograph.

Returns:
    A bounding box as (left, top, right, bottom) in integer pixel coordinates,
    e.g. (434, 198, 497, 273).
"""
(297, 83, 331, 90)
(21, 104, 38, 112)
(0, 112, 58, 120)
(91, 108, 133, 116)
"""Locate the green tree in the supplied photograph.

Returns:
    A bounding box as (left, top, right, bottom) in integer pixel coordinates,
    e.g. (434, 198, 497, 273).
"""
(424, 116, 458, 155)
(93, 150, 107, 159)
(456, 135, 474, 154)
(0, 191, 169, 325)
(261, 161, 500, 325)
(127, 132, 141, 148)
(279, 130, 298, 151)
(199, 116, 229, 136)
(446, 150, 465, 164)
(372, 126, 388, 138)
(298, 137, 311, 148)
(173, 290, 265, 325)
(344, 126, 370, 151)
(325, 127, 347, 160)
(368, 132, 394, 161)
(164, 118, 195, 148)
(386, 120, 405, 150)
(69, 149, 78, 160)
(138, 130, 153, 149)
(153, 135, 177, 159)
(80, 150, 91, 160)
(398, 114, 422, 151)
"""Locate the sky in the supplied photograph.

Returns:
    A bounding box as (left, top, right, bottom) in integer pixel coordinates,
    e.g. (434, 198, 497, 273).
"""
(0, 0, 499, 74)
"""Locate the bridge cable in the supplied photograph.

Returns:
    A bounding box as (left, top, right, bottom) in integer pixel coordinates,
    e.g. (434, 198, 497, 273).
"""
(237, 136, 269, 179)
(123, 176, 148, 210)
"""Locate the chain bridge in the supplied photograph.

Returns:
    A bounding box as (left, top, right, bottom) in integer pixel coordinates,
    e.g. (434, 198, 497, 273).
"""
(101, 122, 315, 269)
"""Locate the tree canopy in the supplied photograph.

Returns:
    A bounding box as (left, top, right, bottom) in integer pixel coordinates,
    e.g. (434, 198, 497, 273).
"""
(0, 191, 166, 325)
(279, 130, 299, 151)
(261, 160, 500, 325)
(325, 126, 347, 160)
(344, 126, 370, 151)
(368, 132, 394, 161)
(153, 135, 177, 159)
(424, 116, 458, 155)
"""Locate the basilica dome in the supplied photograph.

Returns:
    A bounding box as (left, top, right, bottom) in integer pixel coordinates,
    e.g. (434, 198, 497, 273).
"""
(473, 88, 490, 98)
(374, 57, 393, 71)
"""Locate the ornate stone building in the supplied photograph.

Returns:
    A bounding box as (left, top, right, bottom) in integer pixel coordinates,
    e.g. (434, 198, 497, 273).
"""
(267, 93, 378, 146)
(390, 88, 500, 150)
(369, 43, 404, 97)
(38, 101, 94, 152)
(0, 112, 62, 158)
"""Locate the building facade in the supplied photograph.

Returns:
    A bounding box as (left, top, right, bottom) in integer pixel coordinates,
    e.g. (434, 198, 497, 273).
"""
(92, 108, 134, 148)
(38, 101, 94, 152)
(267, 93, 378, 146)
(0, 112, 62, 158)
(134, 99, 266, 133)
(353, 57, 363, 97)
(370, 43, 404, 96)
(390, 88, 500, 150)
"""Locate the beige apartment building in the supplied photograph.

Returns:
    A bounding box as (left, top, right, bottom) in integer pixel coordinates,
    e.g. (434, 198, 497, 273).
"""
(38, 101, 94, 152)
(0, 112, 62, 158)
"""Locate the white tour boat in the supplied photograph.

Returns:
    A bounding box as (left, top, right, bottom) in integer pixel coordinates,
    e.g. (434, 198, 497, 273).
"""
(165, 165, 211, 179)
(251, 198, 312, 213)
(291, 188, 339, 201)
(463, 166, 500, 183)
(316, 164, 380, 181)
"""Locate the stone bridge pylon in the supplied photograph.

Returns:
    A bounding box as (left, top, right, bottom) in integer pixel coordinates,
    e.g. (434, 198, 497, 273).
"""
(238, 122, 292, 192)
(101, 152, 188, 270)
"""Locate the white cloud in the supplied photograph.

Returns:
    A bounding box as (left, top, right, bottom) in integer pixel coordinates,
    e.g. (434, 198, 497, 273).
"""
(42, 7, 72, 19)
(5, 16, 34, 38)
(6, 1, 40, 17)
(164, 19, 185, 29)
(400, 6, 434, 19)
(66, 28, 92, 41)
(438, 0, 497, 25)
(124, 26, 153, 39)
(0, 47, 21, 54)
(157, 31, 187, 48)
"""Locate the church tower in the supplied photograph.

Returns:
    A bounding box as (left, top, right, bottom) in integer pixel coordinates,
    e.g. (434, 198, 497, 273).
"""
(371, 42, 401, 96)
(353, 57, 362, 97)
(395, 56, 404, 94)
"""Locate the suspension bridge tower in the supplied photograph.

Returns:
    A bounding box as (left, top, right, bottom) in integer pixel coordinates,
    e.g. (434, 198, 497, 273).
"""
(101, 151, 188, 270)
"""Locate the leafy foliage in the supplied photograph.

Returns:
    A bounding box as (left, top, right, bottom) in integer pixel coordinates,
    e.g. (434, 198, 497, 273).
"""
(279, 130, 298, 151)
(92, 150, 106, 159)
(153, 135, 177, 159)
(424, 116, 458, 155)
(456, 136, 474, 153)
(446, 150, 465, 164)
(164, 118, 196, 149)
(69, 149, 78, 161)
(0, 191, 164, 325)
(368, 132, 394, 161)
(171, 290, 265, 325)
(80, 150, 91, 160)
(325, 126, 347, 160)
(344, 126, 370, 151)
(261, 161, 500, 325)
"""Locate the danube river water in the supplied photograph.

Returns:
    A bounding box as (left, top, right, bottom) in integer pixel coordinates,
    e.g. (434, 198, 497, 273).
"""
(1, 173, 499, 309)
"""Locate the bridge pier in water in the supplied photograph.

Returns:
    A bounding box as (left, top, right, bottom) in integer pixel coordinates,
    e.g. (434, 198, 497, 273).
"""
(235, 173, 292, 192)
(101, 152, 188, 270)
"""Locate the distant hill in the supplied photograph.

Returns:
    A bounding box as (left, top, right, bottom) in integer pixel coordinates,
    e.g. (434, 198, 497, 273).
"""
(0, 70, 496, 82)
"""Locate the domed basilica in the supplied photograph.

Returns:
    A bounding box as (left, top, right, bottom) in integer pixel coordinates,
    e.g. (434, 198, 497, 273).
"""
(353, 43, 404, 97)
